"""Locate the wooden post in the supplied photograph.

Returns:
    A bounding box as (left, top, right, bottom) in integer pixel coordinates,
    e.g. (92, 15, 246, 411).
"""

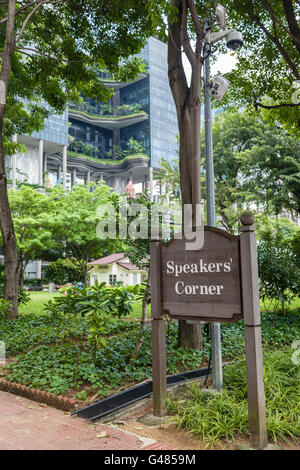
(240, 213, 268, 450)
(150, 231, 167, 416)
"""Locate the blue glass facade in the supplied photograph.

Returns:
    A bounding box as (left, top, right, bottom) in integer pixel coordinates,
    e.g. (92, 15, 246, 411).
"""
(68, 38, 179, 168)
(31, 108, 69, 146)
(69, 118, 112, 158)
(145, 38, 178, 168)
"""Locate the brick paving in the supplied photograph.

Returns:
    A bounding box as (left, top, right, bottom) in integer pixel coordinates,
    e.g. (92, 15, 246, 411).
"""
(0, 391, 173, 450)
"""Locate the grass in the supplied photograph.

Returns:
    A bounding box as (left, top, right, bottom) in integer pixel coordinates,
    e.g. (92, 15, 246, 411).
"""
(19, 291, 148, 319)
(261, 296, 300, 312)
(19, 290, 300, 318)
(19, 291, 62, 316)
(167, 348, 300, 447)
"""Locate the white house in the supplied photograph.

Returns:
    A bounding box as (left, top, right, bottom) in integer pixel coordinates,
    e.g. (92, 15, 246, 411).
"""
(88, 253, 148, 287)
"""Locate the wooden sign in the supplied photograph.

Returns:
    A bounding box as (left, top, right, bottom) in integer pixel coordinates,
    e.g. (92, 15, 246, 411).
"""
(160, 227, 242, 322)
(151, 214, 268, 450)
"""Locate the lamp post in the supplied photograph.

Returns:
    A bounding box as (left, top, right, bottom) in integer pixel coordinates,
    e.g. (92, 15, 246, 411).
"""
(204, 19, 222, 390)
(203, 7, 244, 390)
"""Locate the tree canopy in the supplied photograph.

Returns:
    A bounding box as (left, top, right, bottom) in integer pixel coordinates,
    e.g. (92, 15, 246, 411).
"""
(211, 0, 300, 136)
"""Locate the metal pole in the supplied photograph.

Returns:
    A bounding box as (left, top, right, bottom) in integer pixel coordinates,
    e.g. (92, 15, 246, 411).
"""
(204, 20, 223, 389)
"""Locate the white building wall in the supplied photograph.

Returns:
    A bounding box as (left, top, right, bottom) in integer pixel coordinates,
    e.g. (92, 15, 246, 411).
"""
(89, 262, 144, 286)
(16, 145, 39, 185)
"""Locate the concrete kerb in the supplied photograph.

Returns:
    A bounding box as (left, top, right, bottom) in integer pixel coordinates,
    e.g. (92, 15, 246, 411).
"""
(94, 376, 208, 425)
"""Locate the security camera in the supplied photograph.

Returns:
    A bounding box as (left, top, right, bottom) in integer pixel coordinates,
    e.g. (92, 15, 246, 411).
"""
(211, 75, 230, 100)
(226, 30, 244, 50)
(215, 4, 226, 29)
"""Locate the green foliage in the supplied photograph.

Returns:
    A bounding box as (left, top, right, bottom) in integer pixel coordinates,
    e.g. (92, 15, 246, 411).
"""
(45, 282, 135, 361)
(157, 111, 299, 233)
(0, 299, 10, 320)
(258, 235, 300, 313)
(212, 0, 300, 136)
(155, 156, 181, 202)
(45, 258, 84, 284)
(45, 282, 135, 319)
(1, 1, 158, 151)
(126, 137, 146, 155)
(211, 111, 300, 230)
(48, 183, 124, 281)
(168, 348, 300, 446)
(6, 186, 56, 275)
(1, 307, 299, 398)
(0, 262, 30, 307)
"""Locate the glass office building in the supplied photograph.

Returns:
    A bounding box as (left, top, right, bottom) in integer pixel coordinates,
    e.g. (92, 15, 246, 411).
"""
(31, 108, 69, 147)
(69, 37, 179, 170)
(144, 37, 178, 168)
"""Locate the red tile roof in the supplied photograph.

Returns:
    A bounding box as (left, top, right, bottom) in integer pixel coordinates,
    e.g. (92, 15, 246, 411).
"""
(117, 261, 140, 271)
(88, 253, 125, 266)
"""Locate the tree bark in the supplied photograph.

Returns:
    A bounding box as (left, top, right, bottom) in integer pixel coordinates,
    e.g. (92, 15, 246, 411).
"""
(178, 320, 202, 350)
(0, 0, 18, 319)
(168, 0, 203, 350)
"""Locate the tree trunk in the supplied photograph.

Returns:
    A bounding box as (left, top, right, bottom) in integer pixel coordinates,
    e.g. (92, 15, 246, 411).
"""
(168, 0, 203, 350)
(0, 156, 19, 318)
(130, 276, 151, 361)
(19, 262, 24, 290)
(178, 320, 202, 350)
(0, 0, 18, 319)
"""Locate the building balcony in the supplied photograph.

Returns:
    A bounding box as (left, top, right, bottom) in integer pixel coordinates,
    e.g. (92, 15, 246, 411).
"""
(66, 151, 149, 172)
(68, 108, 148, 130)
(99, 72, 148, 90)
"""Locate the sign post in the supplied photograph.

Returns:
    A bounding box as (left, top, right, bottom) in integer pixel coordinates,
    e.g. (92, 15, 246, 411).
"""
(150, 230, 167, 417)
(151, 213, 268, 449)
(240, 213, 267, 449)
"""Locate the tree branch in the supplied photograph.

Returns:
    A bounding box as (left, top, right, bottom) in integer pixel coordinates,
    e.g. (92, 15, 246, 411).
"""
(187, 0, 203, 55)
(16, 46, 99, 64)
(261, 0, 294, 39)
(168, 0, 189, 115)
(282, 0, 300, 53)
(248, 11, 300, 79)
(0, 0, 63, 24)
(15, 0, 65, 44)
(180, 0, 195, 66)
(255, 101, 300, 110)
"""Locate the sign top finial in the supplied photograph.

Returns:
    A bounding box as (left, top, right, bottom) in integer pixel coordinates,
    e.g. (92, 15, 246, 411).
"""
(240, 212, 255, 226)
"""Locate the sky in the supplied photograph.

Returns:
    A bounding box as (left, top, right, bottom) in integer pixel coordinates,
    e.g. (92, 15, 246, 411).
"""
(182, 51, 237, 84)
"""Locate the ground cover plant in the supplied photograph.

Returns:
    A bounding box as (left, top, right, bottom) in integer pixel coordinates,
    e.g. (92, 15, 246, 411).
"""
(167, 348, 300, 447)
(0, 307, 299, 402)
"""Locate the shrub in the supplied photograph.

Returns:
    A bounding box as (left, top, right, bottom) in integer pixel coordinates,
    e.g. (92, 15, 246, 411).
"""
(168, 348, 300, 446)
(45, 258, 84, 284)
(45, 282, 136, 363)
(0, 299, 10, 320)
(0, 263, 30, 306)
(258, 237, 300, 314)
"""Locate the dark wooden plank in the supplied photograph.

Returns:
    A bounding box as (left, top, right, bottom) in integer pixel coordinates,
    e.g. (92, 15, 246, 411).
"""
(160, 226, 242, 321)
(152, 319, 167, 417)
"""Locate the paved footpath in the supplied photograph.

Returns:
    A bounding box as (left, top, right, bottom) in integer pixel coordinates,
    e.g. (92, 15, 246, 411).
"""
(0, 391, 172, 450)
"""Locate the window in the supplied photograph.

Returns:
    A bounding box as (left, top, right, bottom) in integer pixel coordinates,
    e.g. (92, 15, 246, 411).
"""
(109, 275, 117, 286)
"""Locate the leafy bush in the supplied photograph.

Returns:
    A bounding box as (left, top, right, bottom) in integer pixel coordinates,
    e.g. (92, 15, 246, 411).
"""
(45, 258, 84, 284)
(0, 299, 10, 320)
(0, 263, 30, 306)
(45, 282, 135, 318)
(45, 282, 136, 362)
(258, 237, 300, 314)
(168, 348, 300, 446)
(1, 309, 299, 399)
